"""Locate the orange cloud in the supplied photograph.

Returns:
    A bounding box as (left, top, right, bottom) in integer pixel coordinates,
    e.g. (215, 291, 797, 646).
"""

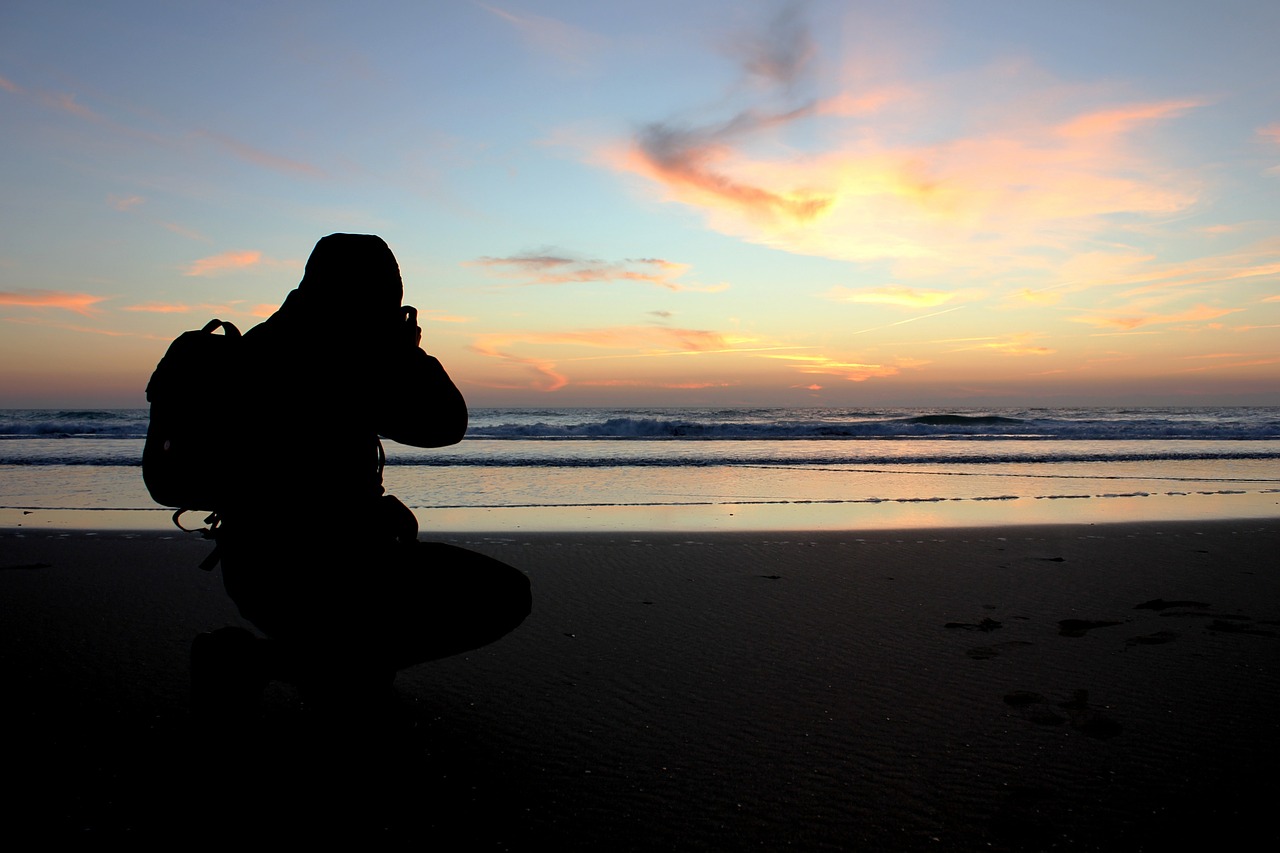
(184, 250, 263, 277)
(592, 12, 1205, 278)
(576, 379, 734, 390)
(616, 110, 835, 227)
(122, 302, 199, 313)
(470, 252, 707, 291)
(0, 289, 107, 315)
(2, 316, 163, 339)
(1179, 356, 1280, 373)
(951, 334, 1055, 356)
(122, 301, 237, 314)
(469, 324, 770, 392)
(0, 75, 20, 93)
(766, 353, 916, 382)
(1056, 100, 1202, 138)
(1071, 304, 1241, 330)
(1011, 288, 1062, 306)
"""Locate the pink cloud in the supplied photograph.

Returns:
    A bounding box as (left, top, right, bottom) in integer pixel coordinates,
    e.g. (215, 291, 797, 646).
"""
(41, 91, 100, 120)
(2, 316, 164, 339)
(122, 302, 199, 314)
(1055, 100, 1202, 139)
(184, 250, 263, 277)
(122, 301, 237, 314)
(470, 251, 705, 291)
(0, 289, 107, 315)
(479, 3, 605, 69)
(110, 194, 145, 212)
(192, 130, 324, 178)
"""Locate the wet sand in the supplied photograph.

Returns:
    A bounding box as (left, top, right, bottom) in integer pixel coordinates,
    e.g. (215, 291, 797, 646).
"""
(2, 520, 1278, 847)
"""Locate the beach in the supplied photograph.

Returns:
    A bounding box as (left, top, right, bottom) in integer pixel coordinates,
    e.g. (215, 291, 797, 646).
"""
(3, 519, 1278, 847)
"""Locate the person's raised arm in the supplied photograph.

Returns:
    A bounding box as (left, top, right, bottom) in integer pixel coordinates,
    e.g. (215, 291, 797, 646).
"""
(377, 307, 468, 448)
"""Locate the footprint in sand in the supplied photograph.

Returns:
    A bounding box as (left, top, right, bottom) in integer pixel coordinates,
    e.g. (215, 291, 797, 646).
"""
(1126, 630, 1180, 646)
(946, 617, 1003, 632)
(1057, 619, 1124, 637)
(1207, 619, 1278, 637)
(1134, 598, 1209, 611)
(967, 641, 1034, 660)
(1003, 689, 1123, 738)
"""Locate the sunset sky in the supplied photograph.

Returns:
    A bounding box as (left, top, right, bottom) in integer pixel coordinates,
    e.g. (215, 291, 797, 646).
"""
(3, 0, 1279, 408)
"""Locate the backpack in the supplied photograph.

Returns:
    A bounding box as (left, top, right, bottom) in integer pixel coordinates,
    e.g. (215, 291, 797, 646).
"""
(143, 318, 243, 564)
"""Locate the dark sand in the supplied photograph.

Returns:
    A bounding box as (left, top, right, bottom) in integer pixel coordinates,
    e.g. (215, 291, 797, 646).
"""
(2, 520, 1279, 847)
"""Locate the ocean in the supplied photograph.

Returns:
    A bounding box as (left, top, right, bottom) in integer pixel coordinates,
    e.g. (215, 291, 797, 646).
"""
(2, 406, 1279, 532)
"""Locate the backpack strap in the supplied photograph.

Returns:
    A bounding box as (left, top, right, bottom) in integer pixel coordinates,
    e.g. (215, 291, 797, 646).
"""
(200, 318, 241, 338)
(173, 509, 223, 571)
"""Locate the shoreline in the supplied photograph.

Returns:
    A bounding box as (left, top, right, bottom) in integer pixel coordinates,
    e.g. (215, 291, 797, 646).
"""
(3, 518, 1279, 844)
(5, 512, 1280, 537)
(4, 484, 1279, 534)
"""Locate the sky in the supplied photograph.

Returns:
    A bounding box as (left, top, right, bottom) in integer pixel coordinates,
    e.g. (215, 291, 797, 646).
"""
(2, 0, 1279, 408)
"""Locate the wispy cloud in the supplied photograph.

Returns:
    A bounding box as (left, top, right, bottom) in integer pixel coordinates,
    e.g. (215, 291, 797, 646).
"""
(470, 251, 718, 292)
(39, 90, 101, 121)
(620, 106, 835, 226)
(191, 129, 325, 178)
(183, 250, 263, 277)
(1259, 123, 1280, 174)
(0, 289, 107, 315)
(576, 378, 734, 390)
(478, 3, 606, 70)
(948, 333, 1055, 356)
(765, 352, 926, 382)
(1179, 355, 1280, 373)
(826, 284, 958, 308)
(420, 310, 473, 324)
(726, 1, 815, 88)
(109, 194, 145, 212)
(121, 301, 234, 314)
(469, 324, 767, 391)
(2, 316, 164, 340)
(595, 9, 1205, 280)
(1070, 304, 1241, 331)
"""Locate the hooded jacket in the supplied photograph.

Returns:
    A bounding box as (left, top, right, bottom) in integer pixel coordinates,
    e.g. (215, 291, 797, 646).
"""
(226, 234, 466, 529)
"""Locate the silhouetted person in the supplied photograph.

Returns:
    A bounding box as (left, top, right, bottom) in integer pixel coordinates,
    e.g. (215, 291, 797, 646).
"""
(194, 234, 530, 709)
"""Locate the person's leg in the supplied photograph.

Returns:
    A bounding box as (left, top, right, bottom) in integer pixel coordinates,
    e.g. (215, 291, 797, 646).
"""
(219, 536, 530, 681)
(379, 542, 532, 670)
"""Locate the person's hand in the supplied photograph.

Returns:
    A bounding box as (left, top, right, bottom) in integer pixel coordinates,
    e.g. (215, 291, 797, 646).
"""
(401, 305, 422, 349)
